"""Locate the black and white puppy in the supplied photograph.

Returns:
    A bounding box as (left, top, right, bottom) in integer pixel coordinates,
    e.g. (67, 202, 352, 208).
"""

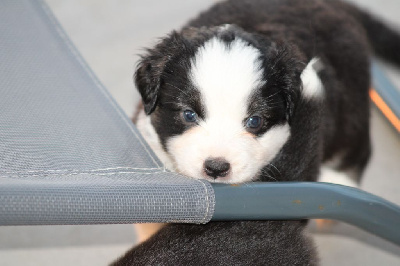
(116, 0, 400, 264)
(134, 0, 379, 187)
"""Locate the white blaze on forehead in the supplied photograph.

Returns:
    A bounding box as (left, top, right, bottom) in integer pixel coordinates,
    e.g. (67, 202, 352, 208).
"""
(190, 37, 265, 122)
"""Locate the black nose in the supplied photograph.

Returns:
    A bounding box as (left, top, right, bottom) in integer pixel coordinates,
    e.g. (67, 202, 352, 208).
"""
(204, 158, 231, 179)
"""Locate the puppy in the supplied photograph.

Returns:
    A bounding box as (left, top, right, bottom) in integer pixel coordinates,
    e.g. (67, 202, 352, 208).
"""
(135, 1, 374, 186)
(115, 0, 400, 264)
(113, 221, 317, 266)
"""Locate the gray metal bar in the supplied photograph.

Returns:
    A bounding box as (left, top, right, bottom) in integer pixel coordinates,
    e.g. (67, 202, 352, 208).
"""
(211, 182, 400, 245)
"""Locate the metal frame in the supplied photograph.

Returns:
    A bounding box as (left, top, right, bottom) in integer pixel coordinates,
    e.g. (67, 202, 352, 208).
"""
(212, 182, 400, 245)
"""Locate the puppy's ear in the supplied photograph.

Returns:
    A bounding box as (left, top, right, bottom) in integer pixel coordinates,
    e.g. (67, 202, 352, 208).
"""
(283, 57, 323, 123)
(135, 32, 187, 115)
(264, 43, 303, 123)
(135, 58, 160, 115)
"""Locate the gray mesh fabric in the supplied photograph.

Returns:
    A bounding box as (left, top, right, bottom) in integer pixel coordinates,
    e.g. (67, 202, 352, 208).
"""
(1, 173, 213, 225)
(0, 0, 214, 225)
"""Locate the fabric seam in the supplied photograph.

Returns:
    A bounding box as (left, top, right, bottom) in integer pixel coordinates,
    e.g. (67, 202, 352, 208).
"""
(197, 180, 212, 223)
(1, 167, 161, 174)
(0, 170, 181, 178)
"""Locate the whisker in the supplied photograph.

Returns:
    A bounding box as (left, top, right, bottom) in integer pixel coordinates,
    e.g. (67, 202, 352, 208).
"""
(164, 83, 191, 97)
(268, 163, 282, 179)
(268, 163, 281, 174)
(160, 101, 182, 106)
(264, 91, 281, 100)
(260, 168, 279, 182)
(263, 101, 285, 106)
(160, 92, 184, 101)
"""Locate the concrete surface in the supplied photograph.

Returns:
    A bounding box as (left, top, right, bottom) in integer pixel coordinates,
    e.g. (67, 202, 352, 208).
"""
(0, 0, 399, 265)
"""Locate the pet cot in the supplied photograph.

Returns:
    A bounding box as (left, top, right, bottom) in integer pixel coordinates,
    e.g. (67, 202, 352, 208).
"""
(1, 0, 400, 252)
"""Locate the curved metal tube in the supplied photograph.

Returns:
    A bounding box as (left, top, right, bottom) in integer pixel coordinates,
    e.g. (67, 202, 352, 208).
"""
(212, 182, 400, 245)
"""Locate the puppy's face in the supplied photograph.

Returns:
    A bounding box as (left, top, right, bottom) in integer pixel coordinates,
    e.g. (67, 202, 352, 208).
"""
(136, 26, 320, 183)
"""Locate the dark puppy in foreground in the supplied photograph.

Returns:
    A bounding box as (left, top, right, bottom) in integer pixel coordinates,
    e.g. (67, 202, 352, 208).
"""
(115, 0, 400, 264)
(113, 221, 316, 265)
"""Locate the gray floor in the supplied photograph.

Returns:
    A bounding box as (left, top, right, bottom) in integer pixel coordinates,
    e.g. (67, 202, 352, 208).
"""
(0, 1, 399, 265)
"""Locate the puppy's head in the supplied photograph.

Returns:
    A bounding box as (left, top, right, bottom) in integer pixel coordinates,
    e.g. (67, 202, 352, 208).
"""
(136, 25, 321, 183)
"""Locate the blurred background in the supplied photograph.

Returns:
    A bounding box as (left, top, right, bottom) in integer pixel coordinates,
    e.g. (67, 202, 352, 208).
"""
(0, 0, 399, 265)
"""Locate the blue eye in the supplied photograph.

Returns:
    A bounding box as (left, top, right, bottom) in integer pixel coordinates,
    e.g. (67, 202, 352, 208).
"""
(183, 110, 198, 123)
(246, 116, 263, 129)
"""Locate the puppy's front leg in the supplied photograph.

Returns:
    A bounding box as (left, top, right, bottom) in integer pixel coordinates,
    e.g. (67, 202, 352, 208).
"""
(134, 223, 165, 244)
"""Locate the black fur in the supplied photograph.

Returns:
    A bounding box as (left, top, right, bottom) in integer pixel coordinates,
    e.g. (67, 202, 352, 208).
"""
(116, 0, 400, 265)
(112, 221, 317, 266)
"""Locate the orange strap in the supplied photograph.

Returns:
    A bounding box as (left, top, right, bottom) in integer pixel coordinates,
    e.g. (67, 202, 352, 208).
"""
(370, 89, 400, 132)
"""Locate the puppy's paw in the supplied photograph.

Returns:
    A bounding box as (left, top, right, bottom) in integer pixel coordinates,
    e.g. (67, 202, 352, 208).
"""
(314, 219, 338, 231)
(134, 223, 165, 244)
